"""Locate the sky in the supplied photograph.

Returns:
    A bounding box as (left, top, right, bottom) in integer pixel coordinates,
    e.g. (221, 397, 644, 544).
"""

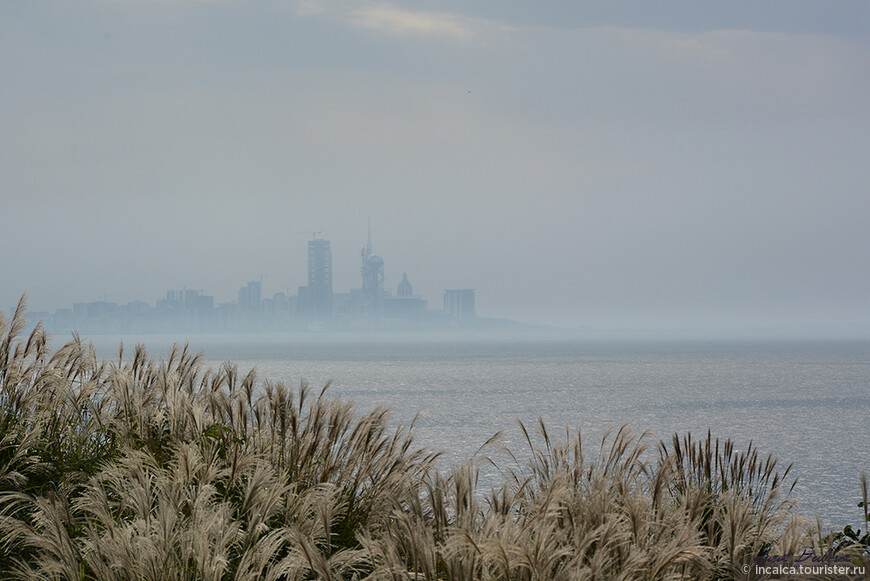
(2, 0, 870, 336)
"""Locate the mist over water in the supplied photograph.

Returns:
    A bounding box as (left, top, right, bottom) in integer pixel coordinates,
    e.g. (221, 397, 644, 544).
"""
(87, 330, 870, 531)
(4, 2, 870, 337)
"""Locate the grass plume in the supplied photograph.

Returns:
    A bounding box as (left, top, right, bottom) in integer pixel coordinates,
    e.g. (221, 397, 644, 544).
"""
(0, 295, 862, 579)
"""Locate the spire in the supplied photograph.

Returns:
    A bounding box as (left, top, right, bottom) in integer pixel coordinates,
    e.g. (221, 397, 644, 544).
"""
(365, 217, 372, 257)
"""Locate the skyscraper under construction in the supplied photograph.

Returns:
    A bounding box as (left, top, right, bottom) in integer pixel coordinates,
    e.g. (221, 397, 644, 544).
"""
(307, 238, 333, 320)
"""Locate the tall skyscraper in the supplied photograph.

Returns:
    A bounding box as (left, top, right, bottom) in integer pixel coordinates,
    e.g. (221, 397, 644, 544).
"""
(238, 281, 262, 310)
(307, 238, 333, 320)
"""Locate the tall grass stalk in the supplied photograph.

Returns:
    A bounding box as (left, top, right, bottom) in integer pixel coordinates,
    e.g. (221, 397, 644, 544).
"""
(0, 295, 834, 579)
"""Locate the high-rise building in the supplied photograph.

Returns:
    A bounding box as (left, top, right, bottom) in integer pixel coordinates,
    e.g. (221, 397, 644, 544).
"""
(307, 238, 333, 320)
(238, 281, 262, 310)
(444, 289, 475, 319)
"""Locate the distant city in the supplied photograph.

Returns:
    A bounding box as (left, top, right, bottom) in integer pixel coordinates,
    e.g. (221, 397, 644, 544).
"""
(22, 226, 495, 334)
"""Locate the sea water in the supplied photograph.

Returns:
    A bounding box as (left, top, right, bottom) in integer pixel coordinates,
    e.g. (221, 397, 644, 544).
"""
(87, 331, 870, 531)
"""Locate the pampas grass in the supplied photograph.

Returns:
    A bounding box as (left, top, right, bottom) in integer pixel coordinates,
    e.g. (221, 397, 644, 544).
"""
(0, 295, 853, 580)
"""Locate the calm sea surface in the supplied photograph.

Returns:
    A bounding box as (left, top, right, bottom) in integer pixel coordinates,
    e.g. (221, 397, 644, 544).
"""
(87, 331, 870, 530)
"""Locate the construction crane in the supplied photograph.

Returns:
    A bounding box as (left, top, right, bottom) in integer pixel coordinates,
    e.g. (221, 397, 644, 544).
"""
(292, 231, 322, 240)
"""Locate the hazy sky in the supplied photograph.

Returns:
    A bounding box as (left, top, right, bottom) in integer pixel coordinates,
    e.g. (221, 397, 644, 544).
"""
(2, 1, 870, 335)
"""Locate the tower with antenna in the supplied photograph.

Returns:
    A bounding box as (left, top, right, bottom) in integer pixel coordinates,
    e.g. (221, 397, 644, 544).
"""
(361, 218, 384, 317)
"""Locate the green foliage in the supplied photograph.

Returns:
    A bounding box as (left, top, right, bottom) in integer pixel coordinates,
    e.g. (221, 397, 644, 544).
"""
(829, 471, 870, 565)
